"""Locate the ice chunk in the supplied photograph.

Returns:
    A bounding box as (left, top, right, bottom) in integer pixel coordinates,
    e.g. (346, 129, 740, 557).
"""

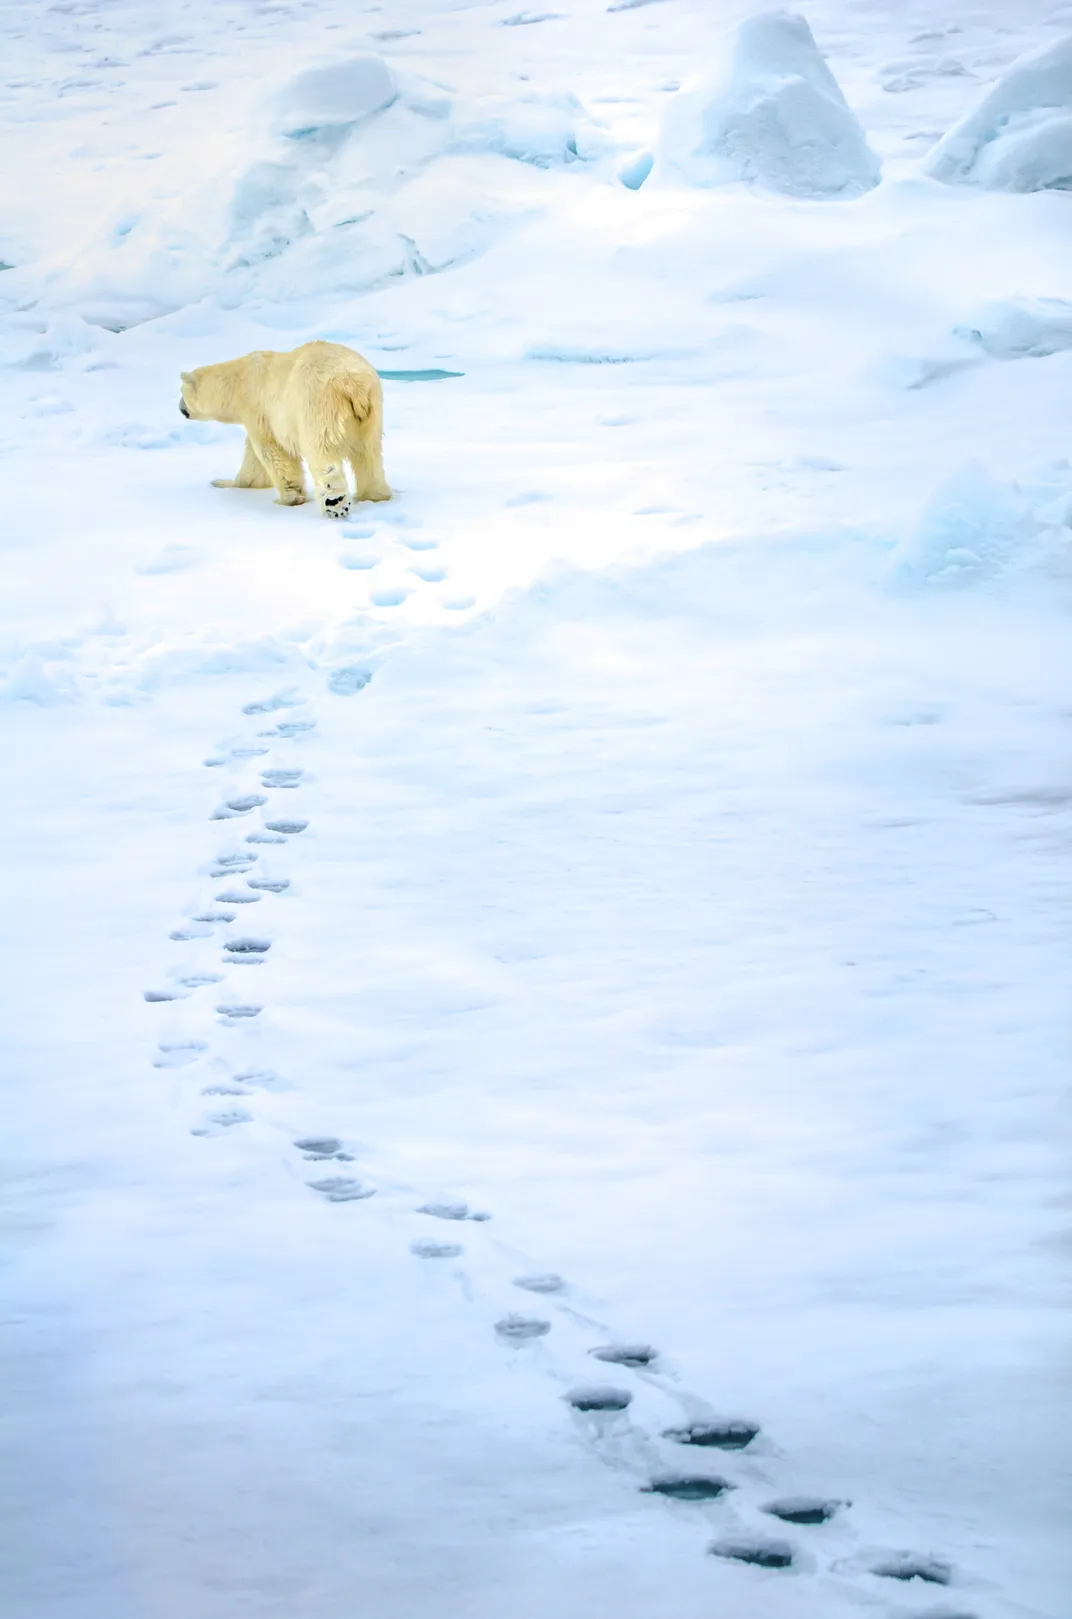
(270, 56, 397, 140)
(887, 462, 1047, 590)
(617, 149, 654, 190)
(954, 296, 1072, 359)
(452, 91, 603, 167)
(654, 10, 880, 197)
(927, 35, 1072, 191)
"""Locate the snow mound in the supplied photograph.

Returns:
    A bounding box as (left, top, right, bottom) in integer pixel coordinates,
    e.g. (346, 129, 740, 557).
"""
(270, 55, 397, 139)
(887, 462, 1068, 590)
(654, 10, 880, 198)
(22, 53, 608, 324)
(7, 312, 103, 370)
(954, 295, 1072, 358)
(926, 34, 1072, 191)
(452, 91, 606, 166)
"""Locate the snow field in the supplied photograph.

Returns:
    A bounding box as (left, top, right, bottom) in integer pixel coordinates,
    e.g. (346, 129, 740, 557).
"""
(2, 0, 1071, 1615)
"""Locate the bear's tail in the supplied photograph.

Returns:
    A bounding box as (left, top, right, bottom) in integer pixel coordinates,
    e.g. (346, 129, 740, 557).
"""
(327, 370, 380, 437)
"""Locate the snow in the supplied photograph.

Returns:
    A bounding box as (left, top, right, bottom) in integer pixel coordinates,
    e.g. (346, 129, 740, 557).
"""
(926, 34, 1072, 191)
(269, 54, 398, 138)
(955, 293, 1072, 357)
(886, 461, 1068, 589)
(2, 0, 1071, 1615)
(654, 10, 881, 196)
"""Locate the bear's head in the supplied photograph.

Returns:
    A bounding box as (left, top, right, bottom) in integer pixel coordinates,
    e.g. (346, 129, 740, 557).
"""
(179, 369, 201, 420)
(179, 365, 241, 423)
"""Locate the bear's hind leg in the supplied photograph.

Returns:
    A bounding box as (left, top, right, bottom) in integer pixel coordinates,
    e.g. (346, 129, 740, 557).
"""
(347, 427, 392, 504)
(212, 436, 272, 490)
(308, 452, 352, 521)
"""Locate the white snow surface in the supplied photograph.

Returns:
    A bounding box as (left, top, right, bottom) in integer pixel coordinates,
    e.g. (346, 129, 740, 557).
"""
(926, 33, 1072, 191)
(2, 0, 1071, 1616)
(654, 9, 881, 196)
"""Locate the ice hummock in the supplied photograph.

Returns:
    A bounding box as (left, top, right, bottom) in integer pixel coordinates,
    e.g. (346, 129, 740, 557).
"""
(654, 10, 880, 197)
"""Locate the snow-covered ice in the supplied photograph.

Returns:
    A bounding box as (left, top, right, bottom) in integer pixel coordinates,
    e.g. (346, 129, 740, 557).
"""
(1, 0, 1070, 1615)
(655, 10, 881, 196)
(926, 33, 1072, 191)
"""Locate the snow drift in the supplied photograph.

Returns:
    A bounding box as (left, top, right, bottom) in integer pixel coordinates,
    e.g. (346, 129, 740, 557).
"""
(24, 56, 607, 327)
(887, 462, 1069, 589)
(269, 55, 397, 140)
(926, 34, 1072, 191)
(654, 10, 880, 197)
(954, 295, 1072, 359)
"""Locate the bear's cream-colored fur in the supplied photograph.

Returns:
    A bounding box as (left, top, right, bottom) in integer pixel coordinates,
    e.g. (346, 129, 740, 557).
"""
(179, 340, 391, 519)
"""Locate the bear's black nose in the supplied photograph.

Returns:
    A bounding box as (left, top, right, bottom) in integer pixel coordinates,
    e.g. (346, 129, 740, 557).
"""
(179, 398, 190, 418)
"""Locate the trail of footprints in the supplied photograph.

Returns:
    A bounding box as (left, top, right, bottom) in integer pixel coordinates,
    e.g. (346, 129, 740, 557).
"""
(143, 683, 979, 1615)
(335, 511, 475, 613)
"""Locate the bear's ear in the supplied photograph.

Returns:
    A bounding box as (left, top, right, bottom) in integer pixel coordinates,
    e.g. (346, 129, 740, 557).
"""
(180, 371, 194, 382)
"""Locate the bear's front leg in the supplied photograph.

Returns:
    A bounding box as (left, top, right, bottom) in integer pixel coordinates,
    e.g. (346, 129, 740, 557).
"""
(308, 456, 352, 521)
(211, 436, 272, 490)
(251, 435, 308, 506)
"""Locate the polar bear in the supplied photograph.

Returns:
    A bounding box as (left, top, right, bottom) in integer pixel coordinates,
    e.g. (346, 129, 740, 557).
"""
(179, 339, 391, 519)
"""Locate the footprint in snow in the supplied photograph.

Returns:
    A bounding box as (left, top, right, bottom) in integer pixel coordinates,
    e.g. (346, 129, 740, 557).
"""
(153, 1039, 208, 1069)
(261, 767, 302, 788)
(764, 1497, 843, 1525)
(590, 1343, 659, 1368)
(443, 594, 476, 611)
(566, 1386, 632, 1412)
(232, 1067, 290, 1091)
(664, 1420, 759, 1450)
(418, 1200, 491, 1222)
(708, 1538, 795, 1570)
(869, 1554, 954, 1586)
(213, 851, 257, 871)
(643, 1475, 733, 1501)
(223, 936, 272, 957)
(194, 908, 236, 923)
(513, 1273, 565, 1294)
(338, 550, 379, 571)
(411, 564, 446, 582)
(293, 1136, 354, 1161)
(307, 1176, 375, 1203)
(494, 1315, 551, 1342)
(370, 586, 411, 607)
(211, 793, 268, 819)
(230, 745, 269, 760)
(264, 817, 309, 835)
(191, 1108, 252, 1136)
(242, 691, 301, 716)
(216, 1002, 262, 1021)
(215, 889, 261, 905)
(143, 987, 189, 1003)
(247, 877, 290, 893)
(327, 667, 371, 696)
(170, 922, 212, 940)
(411, 1239, 464, 1259)
(246, 830, 287, 844)
(265, 719, 315, 738)
(401, 537, 437, 552)
(174, 971, 223, 988)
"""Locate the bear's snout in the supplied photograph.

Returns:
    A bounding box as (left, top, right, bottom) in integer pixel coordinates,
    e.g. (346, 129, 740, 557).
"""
(179, 397, 190, 418)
